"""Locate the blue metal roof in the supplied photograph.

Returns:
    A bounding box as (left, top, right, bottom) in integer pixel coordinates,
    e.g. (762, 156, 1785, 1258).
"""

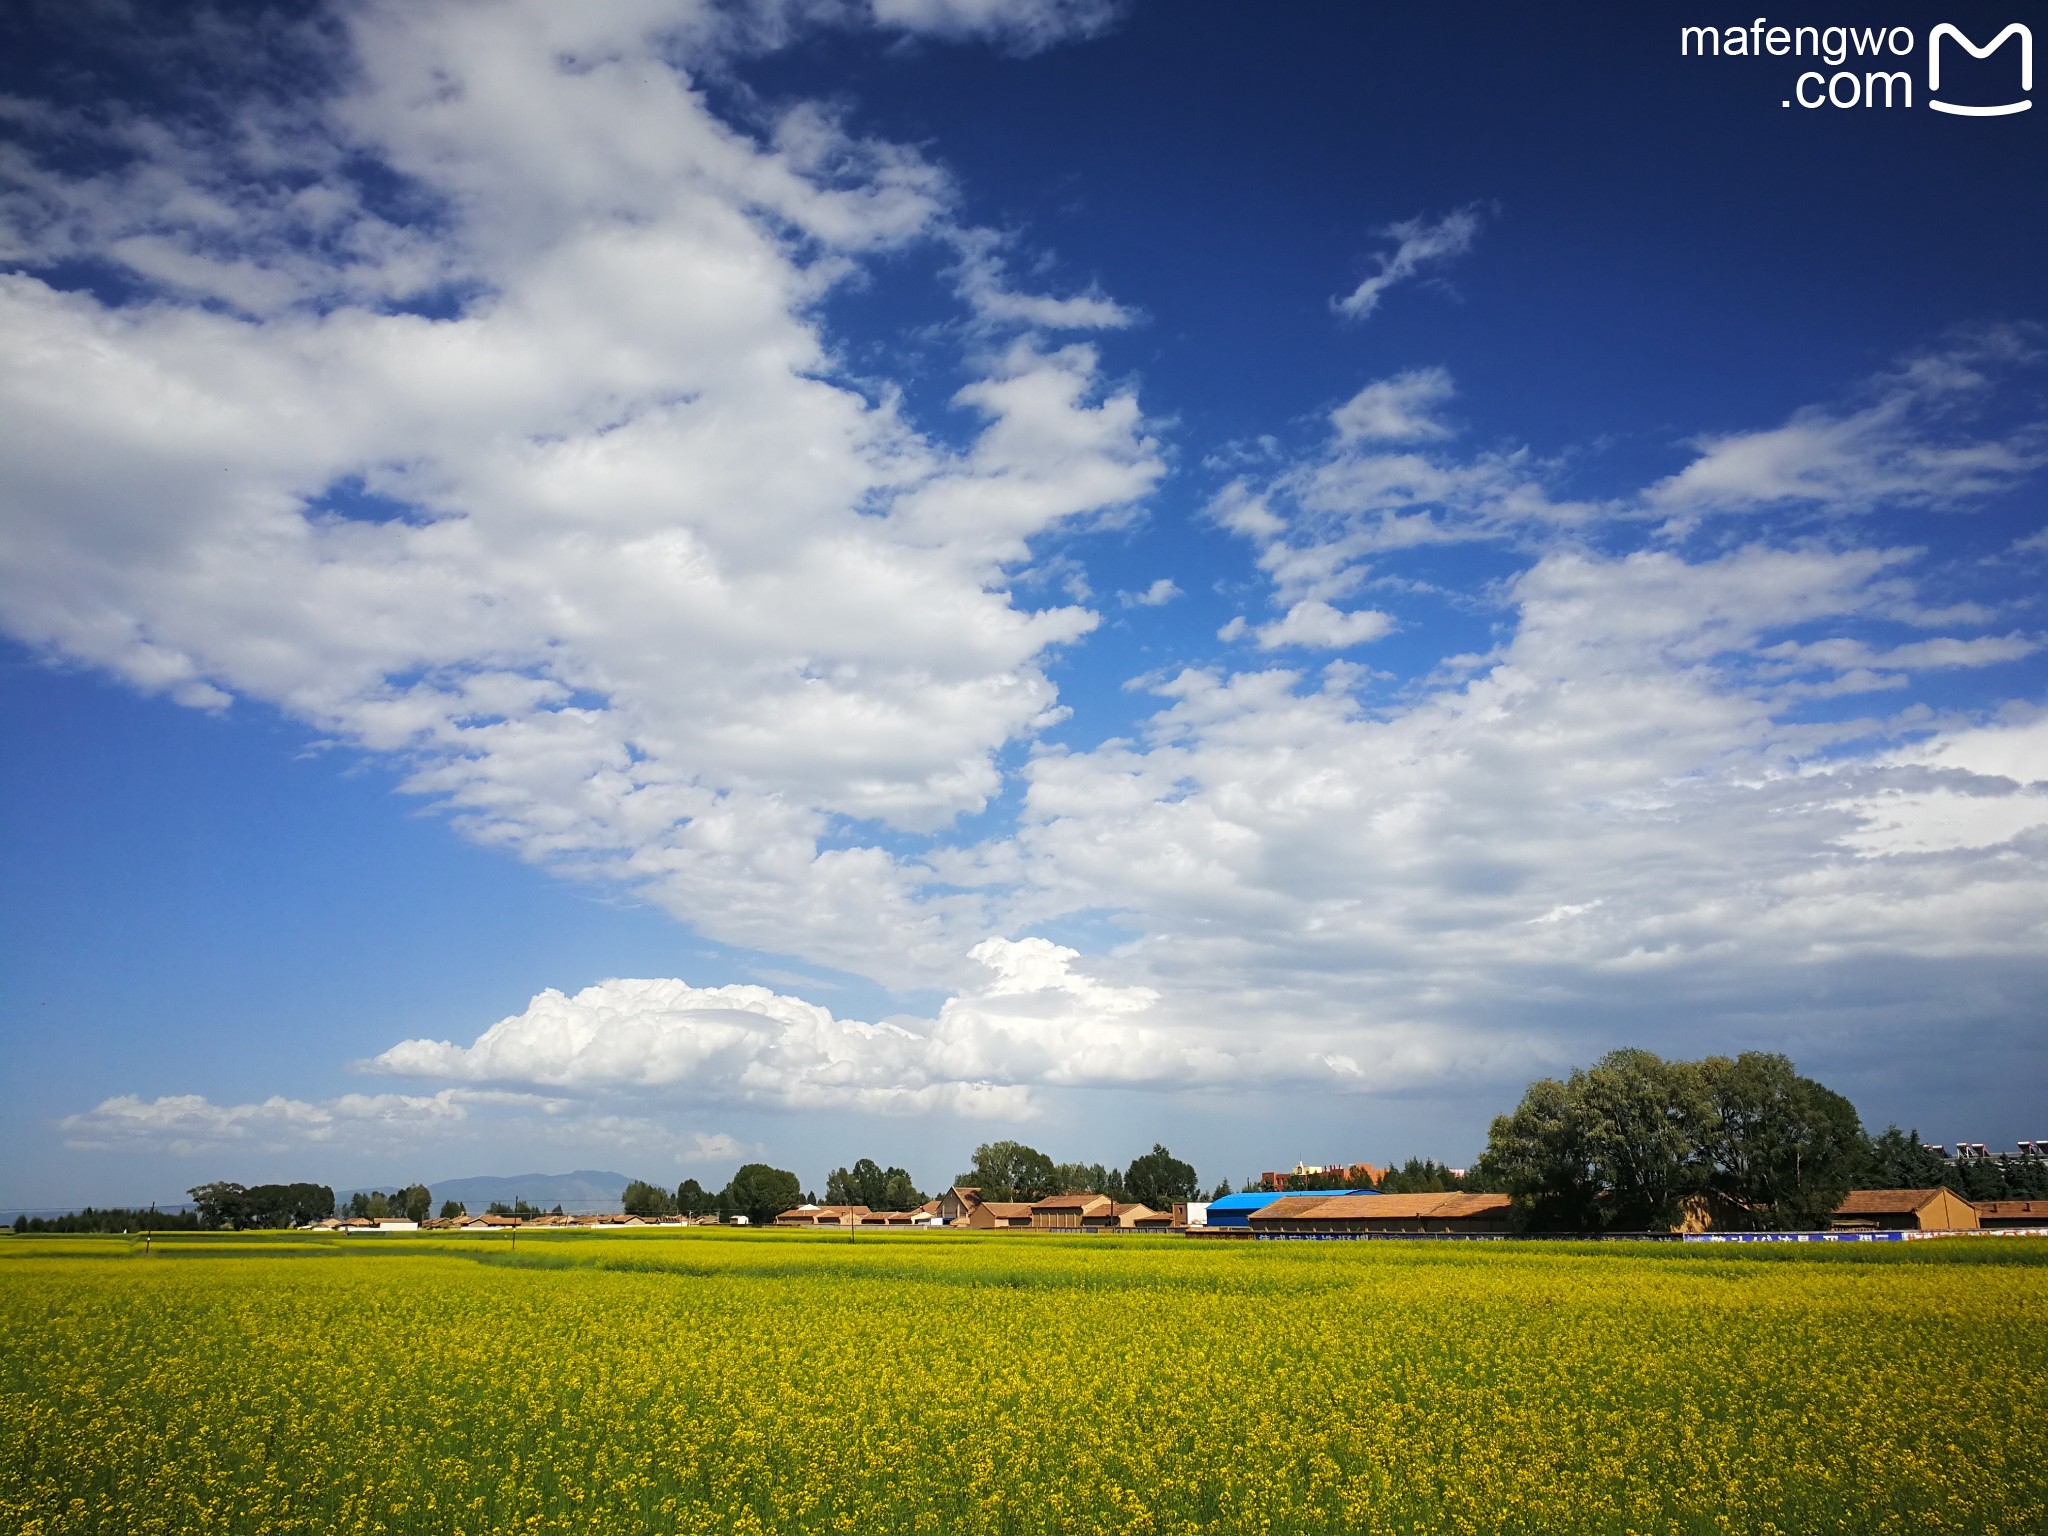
(1204, 1189, 1377, 1226)
(1208, 1189, 1378, 1212)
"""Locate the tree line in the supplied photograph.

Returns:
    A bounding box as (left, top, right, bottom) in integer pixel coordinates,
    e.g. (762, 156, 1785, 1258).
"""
(1470, 1048, 2027, 1233)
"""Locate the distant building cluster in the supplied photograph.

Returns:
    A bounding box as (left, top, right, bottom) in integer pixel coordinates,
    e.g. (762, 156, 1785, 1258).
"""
(777, 1187, 1179, 1232)
(1257, 1161, 1389, 1192)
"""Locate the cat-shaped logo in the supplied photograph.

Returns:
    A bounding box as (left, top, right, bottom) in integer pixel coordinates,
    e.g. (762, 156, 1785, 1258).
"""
(1928, 23, 2032, 115)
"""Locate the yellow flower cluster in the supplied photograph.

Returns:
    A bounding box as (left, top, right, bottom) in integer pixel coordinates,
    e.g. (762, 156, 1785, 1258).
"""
(2, 1229, 2042, 1534)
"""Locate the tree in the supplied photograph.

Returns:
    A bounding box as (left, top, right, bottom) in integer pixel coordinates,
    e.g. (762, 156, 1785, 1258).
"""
(675, 1178, 712, 1216)
(1475, 1075, 1604, 1232)
(722, 1164, 802, 1227)
(399, 1184, 433, 1224)
(1476, 1053, 1706, 1232)
(621, 1179, 678, 1217)
(1480, 1050, 1873, 1233)
(1695, 1054, 1864, 1231)
(954, 1141, 1057, 1203)
(1208, 1179, 1233, 1201)
(439, 1200, 466, 1220)
(1860, 1127, 1949, 1190)
(1125, 1144, 1199, 1209)
(188, 1182, 250, 1230)
(1050, 1162, 1128, 1201)
(823, 1158, 928, 1212)
(1376, 1159, 1462, 1195)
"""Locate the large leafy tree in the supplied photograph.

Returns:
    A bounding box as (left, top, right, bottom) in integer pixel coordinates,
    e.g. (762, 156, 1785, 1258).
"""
(954, 1141, 1058, 1203)
(621, 1179, 678, 1217)
(824, 1158, 927, 1211)
(1050, 1161, 1129, 1200)
(1696, 1054, 1864, 1231)
(1475, 1074, 1606, 1231)
(674, 1178, 712, 1216)
(1480, 1050, 1873, 1233)
(722, 1164, 802, 1226)
(1124, 1145, 1200, 1209)
(190, 1181, 336, 1229)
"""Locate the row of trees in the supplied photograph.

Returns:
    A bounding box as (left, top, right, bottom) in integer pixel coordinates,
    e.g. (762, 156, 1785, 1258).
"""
(1471, 1049, 2001, 1233)
(11, 1206, 206, 1234)
(189, 1182, 340, 1229)
(618, 1144, 1215, 1229)
(953, 1141, 1208, 1208)
(621, 1166, 803, 1227)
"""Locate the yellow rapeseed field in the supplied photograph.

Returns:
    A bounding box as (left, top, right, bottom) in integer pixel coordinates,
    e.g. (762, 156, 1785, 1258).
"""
(2, 1229, 2042, 1535)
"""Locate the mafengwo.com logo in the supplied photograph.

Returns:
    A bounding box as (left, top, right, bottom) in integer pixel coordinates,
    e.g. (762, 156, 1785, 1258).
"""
(1680, 18, 2031, 112)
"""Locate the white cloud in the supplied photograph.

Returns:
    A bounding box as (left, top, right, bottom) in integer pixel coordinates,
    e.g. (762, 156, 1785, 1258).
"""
(1648, 327, 2047, 522)
(9, 9, 2048, 1138)
(60, 1089, 481, 1155)
(365, 938, 1288, 1108)
(1120, 577, 1180, 608)
(1249, 599, 1396, 651)
(1332, 367, 1457, 442)
(868, 0, 1120, 53)
(1333, 205, 1485, 322)
(953, 229, 1136, 331)
(0, 1, 1162, 989)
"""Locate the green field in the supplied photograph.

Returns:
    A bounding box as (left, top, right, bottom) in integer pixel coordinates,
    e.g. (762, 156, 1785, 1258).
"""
(2, 1230, 2042, 1535)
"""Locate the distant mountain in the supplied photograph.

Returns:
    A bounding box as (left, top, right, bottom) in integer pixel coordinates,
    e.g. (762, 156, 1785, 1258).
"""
(345, 1170, 637, 1215)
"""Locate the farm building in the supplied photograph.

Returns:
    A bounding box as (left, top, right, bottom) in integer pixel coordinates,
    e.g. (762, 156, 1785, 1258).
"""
(1029, 1194, 1111, 1230)
(1831, 1188, 1979, 1232)
(1972, 1200, 2048, 1229)
(937, 1187, 983, 1222)
(966, 1200, 1036, 1230)
(1249, 1192, 1513, 1235)
(774, 1204, 868, 1228)
(1200, 1192, 1294, 1228)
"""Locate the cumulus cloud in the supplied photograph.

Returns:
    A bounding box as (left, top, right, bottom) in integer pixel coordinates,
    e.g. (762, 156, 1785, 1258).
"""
(0, 1, 1162, 988)
(1332, 367, 1457, 442)
(1006, 541, 2048, 1089)
(365, 938, 1299, 1109)
(1245, 599, 1397, 651)
(1119, 578, 1180, 608)
(9, 8, 2048, 1139)
(1334, 205, 1485, 321)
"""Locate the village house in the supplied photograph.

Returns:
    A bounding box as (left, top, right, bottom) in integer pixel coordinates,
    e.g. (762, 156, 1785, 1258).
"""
(774, 1204, 869, 1228)
(936, 1187, 983, 1223)
(1973, 1199, 2048, 1229)
(1247, 1192, 1514, 1236)
(1831, 1188, 1979, 1232)
(965, 1200, 1036, 1230)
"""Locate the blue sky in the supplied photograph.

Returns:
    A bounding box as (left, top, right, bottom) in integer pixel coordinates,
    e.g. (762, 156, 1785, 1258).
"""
(2, 0, 2043, 1210)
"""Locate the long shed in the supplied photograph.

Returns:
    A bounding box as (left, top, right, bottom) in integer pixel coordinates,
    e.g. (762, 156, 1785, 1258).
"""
(1832, 1188, 1979, 1231)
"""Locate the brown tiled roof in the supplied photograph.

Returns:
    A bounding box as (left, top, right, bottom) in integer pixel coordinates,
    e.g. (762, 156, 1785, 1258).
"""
(1245, 1195, 1338, 1222)
(1973, 1200, 2048, 1218)
(1835, 1188, 1950, 1215)
(1429, 1193, 1513, 1218)
(1294, 1195, 1381, 1220)
(1256, 1192, 1512, 1222)
(980, 1201, 1037, 1217)
(1033, 1193, 1106, 1210)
